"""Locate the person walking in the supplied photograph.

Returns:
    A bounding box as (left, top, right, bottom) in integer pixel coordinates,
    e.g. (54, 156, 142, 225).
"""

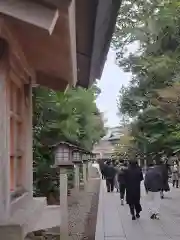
(118, 162, 127, 205)
(103, 161, 117, 192)
(124, 161, 143, 220)
(99, 159, 106, 180)
(144, 162, 163, 220)
(114, 161, 120, 192)
(160, 160, 170, 199)
(172, 161, 179, 188)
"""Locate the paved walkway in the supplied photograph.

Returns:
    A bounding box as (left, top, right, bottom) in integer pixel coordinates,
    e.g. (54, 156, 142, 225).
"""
(95, 181, 180, 240)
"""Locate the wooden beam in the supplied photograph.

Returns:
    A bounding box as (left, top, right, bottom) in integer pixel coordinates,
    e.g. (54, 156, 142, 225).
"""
(68, 0, 77, 86)
(1, 20, 36, 83)
(36, 71, 68, 90)
(39, 0, 71, 8)
(0, 0, 59, 34)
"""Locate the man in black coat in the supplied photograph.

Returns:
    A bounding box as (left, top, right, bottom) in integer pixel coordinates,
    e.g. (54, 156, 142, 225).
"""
(99, 159, 106, 179)
(103, 161, 117, 192)
(118, 162, 128, 205)
(160, 160, 170, 199)
(124, 161, 143, 220)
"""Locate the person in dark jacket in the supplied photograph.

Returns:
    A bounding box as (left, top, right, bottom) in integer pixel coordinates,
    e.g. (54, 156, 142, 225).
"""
(144, 163, 163, 219)
(99, 160, 106, 179)
(103, 161, 117, 192)
(124, 161, 143, 220)
(160, 160, 170, 199)
(118, 162, 127, 205)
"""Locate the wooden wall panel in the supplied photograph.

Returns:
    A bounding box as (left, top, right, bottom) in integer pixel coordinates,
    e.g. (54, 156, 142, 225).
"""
(0, 47, 10, 220)
(8, 51, 29, 194)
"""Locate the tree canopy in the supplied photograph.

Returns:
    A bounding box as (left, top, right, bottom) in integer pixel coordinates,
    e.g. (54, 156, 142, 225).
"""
(112, 0, 180, 161)
(33, 84, 105, 198)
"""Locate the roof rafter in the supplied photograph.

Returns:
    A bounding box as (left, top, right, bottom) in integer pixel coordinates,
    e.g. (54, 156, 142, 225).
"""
(0, 0, 59, 34)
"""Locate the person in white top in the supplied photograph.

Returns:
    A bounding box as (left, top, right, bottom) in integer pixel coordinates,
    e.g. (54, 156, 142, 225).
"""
(172, 162, 179, 188)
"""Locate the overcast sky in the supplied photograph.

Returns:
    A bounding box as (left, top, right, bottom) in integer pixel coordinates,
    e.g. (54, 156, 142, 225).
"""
(96, 49, 132, 127)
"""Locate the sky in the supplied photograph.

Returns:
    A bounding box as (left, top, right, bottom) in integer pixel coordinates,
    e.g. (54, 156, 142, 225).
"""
(96, 49, 132, 127)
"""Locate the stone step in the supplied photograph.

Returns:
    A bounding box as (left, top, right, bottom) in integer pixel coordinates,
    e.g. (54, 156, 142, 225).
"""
(32, 205, 61, 232)
(1, 196, 61, 238)
(11, 192, 32, 216)
(10, 197, 47, 235)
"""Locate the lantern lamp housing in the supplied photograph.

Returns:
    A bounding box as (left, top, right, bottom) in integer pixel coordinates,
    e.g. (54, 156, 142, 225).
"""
(72, 151, 82, 164)
(54, 143, 73, 167)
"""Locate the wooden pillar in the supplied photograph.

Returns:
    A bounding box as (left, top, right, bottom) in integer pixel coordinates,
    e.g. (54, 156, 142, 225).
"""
(74, 164, 80, 190)
(60, 168, 69, 240)
(0, 46, 10, 221)
(24, 82, 33, 194)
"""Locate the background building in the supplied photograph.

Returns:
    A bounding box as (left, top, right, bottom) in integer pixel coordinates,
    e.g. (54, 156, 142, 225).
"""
(93, 126, 124, 159)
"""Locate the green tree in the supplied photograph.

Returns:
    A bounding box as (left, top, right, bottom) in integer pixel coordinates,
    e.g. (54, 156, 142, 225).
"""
(33, 85, 105, 198)
(113, 0, 180, 162)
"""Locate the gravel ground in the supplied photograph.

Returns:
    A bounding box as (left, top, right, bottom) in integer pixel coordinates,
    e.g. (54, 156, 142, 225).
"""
(68, 178, 100, 240)
(84, 180, 100, 240)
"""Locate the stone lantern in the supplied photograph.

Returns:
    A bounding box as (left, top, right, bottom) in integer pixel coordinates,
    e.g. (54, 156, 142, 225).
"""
(54, 142, 74, 167)
(91, 153, 96, 163)
(53, 142, 74, 240)
(72, 151, 82, 164)
(72, 150, 82, 190)
(90, 153, 94, 162)
(87, 153, 91, 161)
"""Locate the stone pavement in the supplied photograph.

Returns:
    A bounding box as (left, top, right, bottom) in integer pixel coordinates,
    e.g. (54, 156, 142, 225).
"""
(95, 180, 180, 240)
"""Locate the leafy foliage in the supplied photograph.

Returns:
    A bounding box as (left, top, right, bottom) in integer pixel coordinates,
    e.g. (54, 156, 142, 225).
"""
(33, 85, 105, 198)
(113, 0, 180, 161)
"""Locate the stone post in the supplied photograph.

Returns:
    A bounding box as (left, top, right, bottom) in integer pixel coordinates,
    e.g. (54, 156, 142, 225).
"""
(83, 162, 87, 186)
(144, 159, 147, 173)
(88, 162, 91, 180)
(86, 162, 88, 181)
(60, 168, 69, 240)
(0, 225, 24, 240)
(138, 158, 141, 167)
(74, 164, 80, 190)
